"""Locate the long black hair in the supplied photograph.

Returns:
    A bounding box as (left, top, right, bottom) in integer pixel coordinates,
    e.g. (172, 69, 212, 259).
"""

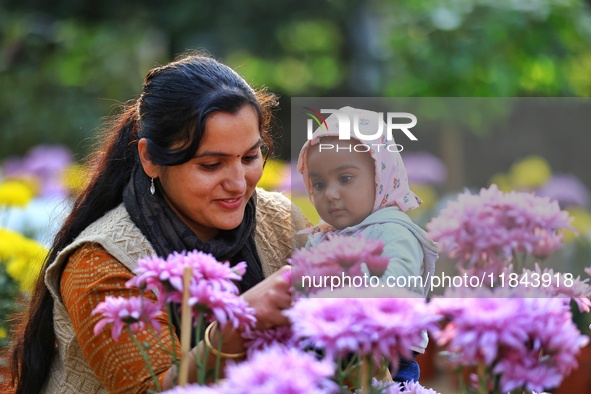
(7, 51, 277, 394)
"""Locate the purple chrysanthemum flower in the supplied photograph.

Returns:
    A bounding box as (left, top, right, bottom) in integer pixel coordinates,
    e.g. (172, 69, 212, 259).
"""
(360, 296, 439, 368)
(127, 250, 245, 304)
(536, 173, 590, 208)
(126, 254, 187, 297)
(430, 289, 527, 365)
(521, 264, 591, 312)
(242, 326, 295, 358)
(402, 151, 447, 186)
(159, 384, 220, 394)
(3, 144, 73, 197)
(188, 282, 256, 330)
(221, 344, 338, 394)
(290, 246, 349, 294)
(128, 250, 255, 332)
(324, 234, 387, 271)
(353, 378, 441, 393)
(181, 250, 245, 293)
(400, 380, 442, 394)
(426, 184, 572, 272)
(290, 235, 389, 294)
(92, 295, 162, 341)
(431, 286, 589, 392)
(287, 287, 440, 366)
(493, 350, 563, 392)
(287, 295, 365, 359)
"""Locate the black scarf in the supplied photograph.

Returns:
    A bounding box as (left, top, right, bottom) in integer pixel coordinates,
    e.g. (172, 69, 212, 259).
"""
(122, 165, 265, 337)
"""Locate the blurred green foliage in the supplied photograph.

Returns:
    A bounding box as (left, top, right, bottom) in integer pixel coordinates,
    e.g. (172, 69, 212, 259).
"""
(2, 0, 591, 160)
(381, 0, 591, 96)
(0, 263, 19, 348)
(0, 10, 168, 158)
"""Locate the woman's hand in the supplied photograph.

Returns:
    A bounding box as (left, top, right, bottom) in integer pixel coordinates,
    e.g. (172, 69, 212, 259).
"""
(201, 265, 292, 361)
(241, 265, 292, 330)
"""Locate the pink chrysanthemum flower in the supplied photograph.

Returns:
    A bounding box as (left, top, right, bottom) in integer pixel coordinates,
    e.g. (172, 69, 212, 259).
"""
(127, 250, 246, 304)
(287, 295, 365, 359)
(354, 378, 441, 394)
(361, 298, 439, 369)
(400, 380, 442, 394)
(159, 384, 220, 394)
(290, 235, 389, 294)
(426, 184, 572, 272)
(493, 349, 563, 392)
(177, 250, 245, 293)
(521, 264, 591, 312)
(242, 326, 295, 358)
(126, 254, 186, 296)
(188, 282, 255, 330)
(431, 286, 589, 392)
(430, 288, 526, 365)
(290, 246, 350, 294)
(287, 287, 440, 366)
(92, 295, 162, 341)
(130, 250, 255, 332)
(221, 344, 338, 394)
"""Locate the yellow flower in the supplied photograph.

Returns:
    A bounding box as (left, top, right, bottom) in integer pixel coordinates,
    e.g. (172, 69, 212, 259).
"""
(509, 156, 551, 189)
(258, 159, 288, 191)
(62, 163, 89, 196)
(564, 207, 591, 243)
(0, 327, 6, 338)
(489, 173, 513, 192)
(292, 194, 321, 225)
(410, 184, 437, 212)
(0, 228, 22, 262)
(0, 179, 36, 207)
(0, 228, 48, 292)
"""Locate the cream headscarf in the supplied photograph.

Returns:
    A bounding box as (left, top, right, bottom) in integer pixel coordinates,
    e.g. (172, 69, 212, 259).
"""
(296, 106, 421, 214)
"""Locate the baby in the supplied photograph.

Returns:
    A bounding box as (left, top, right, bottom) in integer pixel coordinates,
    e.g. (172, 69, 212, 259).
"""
(296, 106, 438, 382)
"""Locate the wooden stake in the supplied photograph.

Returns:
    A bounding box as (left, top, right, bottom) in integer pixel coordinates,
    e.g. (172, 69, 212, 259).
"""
(178, 266, 192, 386)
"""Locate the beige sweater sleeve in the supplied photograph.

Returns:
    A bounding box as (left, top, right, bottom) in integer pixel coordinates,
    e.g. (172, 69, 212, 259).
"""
(254, 188, 311, 277)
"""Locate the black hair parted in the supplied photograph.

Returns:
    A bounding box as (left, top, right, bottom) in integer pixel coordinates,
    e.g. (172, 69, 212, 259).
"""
(138, 53, 276, 166)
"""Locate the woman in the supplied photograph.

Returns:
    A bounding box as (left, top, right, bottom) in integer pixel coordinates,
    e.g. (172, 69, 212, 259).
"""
(8, 52, 309, 393)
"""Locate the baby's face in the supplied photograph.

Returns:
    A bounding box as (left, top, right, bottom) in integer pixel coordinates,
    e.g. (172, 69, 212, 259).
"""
(306, 137, 376, 230)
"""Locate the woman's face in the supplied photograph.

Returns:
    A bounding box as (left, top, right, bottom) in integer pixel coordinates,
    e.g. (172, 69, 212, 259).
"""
(146, 104, 263, 241)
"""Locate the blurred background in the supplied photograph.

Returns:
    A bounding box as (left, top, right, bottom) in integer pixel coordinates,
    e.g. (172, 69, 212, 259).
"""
(2, 0, 591, 391)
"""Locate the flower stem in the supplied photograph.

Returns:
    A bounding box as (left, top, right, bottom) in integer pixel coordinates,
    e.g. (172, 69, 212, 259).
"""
(456, 367, 466, 394)
(165, 303, 180, 370)
(213, 326, 223, 382)
(477, 363, 488, 394)
(126, 325, 161, 392)
(194, 313, 206, 383)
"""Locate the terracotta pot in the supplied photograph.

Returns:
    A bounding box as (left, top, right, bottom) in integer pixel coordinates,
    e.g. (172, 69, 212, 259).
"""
(417, 339, 437, 381)
(555, 344, 591, 394)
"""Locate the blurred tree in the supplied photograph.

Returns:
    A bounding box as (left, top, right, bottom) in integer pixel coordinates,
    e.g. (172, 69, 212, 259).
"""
(2, 0, 591, 173)
(370, 0, 591, 189)
(0, 0, 363, 160)
(0, 10, 168, 159)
